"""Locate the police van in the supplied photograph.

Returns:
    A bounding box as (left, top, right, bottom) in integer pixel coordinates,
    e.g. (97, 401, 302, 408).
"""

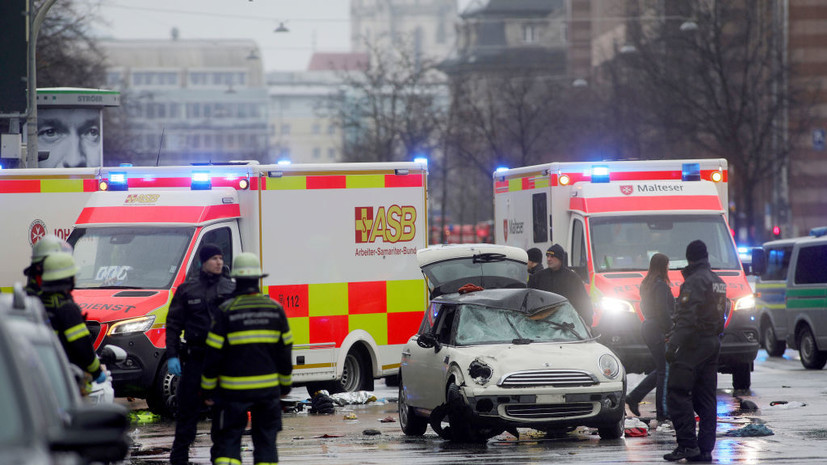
(752, 227, 827, 369)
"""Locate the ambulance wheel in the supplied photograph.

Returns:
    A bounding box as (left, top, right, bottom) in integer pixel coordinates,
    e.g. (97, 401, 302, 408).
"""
(304, 347, 373, 395)
(798, 326, 827, 370)
(146, 359, 179, 418)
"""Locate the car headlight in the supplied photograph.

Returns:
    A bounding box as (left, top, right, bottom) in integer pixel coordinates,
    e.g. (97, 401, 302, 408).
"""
(734, 294, 755, 312)
(599, 354, 621, 379)
(109, 315, 156, 335)
(597, 297, 635, 315)
(468, 359, 493, 385)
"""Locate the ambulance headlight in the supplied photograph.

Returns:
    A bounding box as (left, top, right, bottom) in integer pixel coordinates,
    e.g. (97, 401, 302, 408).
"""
(734, 295, 755, 312)
(597, 297, 635, 315)
(109, 315, 156, 335)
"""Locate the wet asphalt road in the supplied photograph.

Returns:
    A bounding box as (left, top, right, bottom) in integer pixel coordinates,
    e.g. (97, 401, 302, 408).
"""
(125, 349, 827, 464)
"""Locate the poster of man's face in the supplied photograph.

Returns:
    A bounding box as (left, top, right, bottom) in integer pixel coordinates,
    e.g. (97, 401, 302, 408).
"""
(37, 108, 102, 168)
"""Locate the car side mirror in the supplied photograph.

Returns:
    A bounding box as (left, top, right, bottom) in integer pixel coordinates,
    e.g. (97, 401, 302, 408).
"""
(417, 332, 441, 352)
(99, 344, 128, 365)
(50, 403, 131, 463)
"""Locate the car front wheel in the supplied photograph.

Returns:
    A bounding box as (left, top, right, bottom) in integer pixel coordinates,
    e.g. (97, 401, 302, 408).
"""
(398, 377, 427, 436)
(798, 326, 827, 370)
(597, 417, 624, 440)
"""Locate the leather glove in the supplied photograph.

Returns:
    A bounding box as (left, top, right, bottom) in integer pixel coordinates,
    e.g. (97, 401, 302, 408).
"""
(309, 392, 336, 414)
(94, 370, 107, 384)
(665, 345, 677, 364)
(167, 357, 182, 376)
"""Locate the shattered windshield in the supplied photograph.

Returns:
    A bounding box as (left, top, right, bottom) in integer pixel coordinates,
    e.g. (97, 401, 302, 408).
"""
(69, 227, 194, 289)
(455, 301, 589, 345)
(590, 214, 740, 272)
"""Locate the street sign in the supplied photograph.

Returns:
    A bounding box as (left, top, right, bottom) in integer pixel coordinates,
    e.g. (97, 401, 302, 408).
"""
(813, 129, 825, 151)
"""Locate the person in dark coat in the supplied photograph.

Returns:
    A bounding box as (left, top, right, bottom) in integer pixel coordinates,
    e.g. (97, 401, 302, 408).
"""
(166, 243, 235, 465)
(202, 252, 293, 465)
(528, 244, 593, 326)
(626, 253, 674, 422)
(663, 240, 726, 463)
(526, 247, 544, 276)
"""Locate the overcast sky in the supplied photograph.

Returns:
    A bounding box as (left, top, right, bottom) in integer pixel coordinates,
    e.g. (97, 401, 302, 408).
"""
(86, 0, 470, 73)
(87, 0, 352, 72)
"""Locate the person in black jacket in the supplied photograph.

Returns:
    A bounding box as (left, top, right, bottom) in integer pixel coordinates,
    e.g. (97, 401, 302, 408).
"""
(39, 252, 105, 386)
(626, 253, 674, 422)
(526, 247, 544, 276)
(528, 244, 593, 326)
(201, 252, 293, 465)
(166, 243, 234, 465)
(663, 240, 726, 463)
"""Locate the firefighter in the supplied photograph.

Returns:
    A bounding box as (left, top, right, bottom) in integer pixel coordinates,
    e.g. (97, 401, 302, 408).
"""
(39, 252, 105, 385)
(201, 252, 293, 465)
(24, 234, 72, 296)
(528, 244, 594, 326)
(166, 243, 234, 465)
(663, 240, 726, 463)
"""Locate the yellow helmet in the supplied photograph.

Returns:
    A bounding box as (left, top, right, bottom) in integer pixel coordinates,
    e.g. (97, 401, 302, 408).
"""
(42, 252, 78, 282)
(31, 234, 72, 263)
(230, 252, 268, 278)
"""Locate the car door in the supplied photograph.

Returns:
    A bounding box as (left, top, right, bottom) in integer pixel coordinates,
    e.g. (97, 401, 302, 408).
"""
(403, 302, 457, 409)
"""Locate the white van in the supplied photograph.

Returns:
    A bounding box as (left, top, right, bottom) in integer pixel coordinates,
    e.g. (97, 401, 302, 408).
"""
(752, 227, 827, 368)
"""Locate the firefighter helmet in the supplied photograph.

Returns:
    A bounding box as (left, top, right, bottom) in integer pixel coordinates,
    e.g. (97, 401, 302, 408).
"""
(31, 234, 72, 263)
(42, 252, 78, 282)
(230, 252, 268, 278)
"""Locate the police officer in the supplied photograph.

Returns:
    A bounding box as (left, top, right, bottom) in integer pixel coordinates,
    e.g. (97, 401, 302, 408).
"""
(201, 252, 293, 465)
(528, 244, 593, 326)
(166, 243, 234, 465)
(663, 240, 726, 462)
(24, 234, 72, 296)
(39, 252, 105, 385)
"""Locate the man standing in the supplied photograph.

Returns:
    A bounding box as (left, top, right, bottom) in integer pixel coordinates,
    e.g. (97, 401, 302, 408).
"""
(528, 244, 593, 326)
(166, 243, 234, 465)
(526, 247, 544, 276)
(663, 240, 726, 463)
(39, 252, 105, 385)
(201, 252, 293, 465)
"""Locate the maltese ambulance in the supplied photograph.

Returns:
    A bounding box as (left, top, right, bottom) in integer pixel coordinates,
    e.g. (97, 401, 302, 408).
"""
(493, 159, 759, 390)
(1, 162, 428, 415)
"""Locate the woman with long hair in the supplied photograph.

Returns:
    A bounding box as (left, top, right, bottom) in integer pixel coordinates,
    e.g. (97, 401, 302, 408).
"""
(626, 253, 675, 422)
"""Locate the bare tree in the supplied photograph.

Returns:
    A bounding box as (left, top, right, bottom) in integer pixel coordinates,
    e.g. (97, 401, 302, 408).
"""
(36, 0, 106, 88)
(612, 1, 817, 243)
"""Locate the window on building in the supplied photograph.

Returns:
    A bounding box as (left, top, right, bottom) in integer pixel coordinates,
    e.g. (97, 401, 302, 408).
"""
(313, 147, 321, 159)
(327, 148, 336, 159)
(523, 24, 537, 43)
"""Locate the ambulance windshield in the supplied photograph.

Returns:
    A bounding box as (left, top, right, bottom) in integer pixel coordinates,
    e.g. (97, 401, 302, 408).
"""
(68, 227, 195, 289)
(590, 214, 740, 272)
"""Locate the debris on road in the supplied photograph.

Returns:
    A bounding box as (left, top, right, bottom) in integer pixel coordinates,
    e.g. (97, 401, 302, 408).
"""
(724, 424, 774, 437)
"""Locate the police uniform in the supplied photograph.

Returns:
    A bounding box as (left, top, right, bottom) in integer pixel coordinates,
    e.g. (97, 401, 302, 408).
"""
(166, 248, 234, 465)
(41, 291, 102, 380)
(201, 254, 293, 465)
(664, 241, 726, 462)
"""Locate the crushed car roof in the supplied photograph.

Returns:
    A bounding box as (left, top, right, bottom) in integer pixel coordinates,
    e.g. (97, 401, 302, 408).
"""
(432, 287, 568, 315)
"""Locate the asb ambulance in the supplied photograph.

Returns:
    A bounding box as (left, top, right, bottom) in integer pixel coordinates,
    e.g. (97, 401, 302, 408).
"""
(493, 159, 759, 389)
(1, 162, 428, 415)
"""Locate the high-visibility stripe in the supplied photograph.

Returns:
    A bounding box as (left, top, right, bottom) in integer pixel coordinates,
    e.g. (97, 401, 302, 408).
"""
(279, 373, 292, 386)
(387, 279, 425, 313)
(220, 373, 280, 390)
(348, 281, 386, 314)
(65, 322, 91, 342)
(215, 457, 241, 465)
(308, 175, 346, 189)
(227, 329, 281, 345)
(0, 178, 97, 193)
(201, 376, 217, 390)
(264, 173, 424, 190)
(494, 169, 729, 193)
(347, 174, 385, 189)
(206, 332, 224, 349)
(86, 357, 101, 374)
(282, 330, 293, 345)
(76, 204, 240, 224)
(351, 313, 387, 345)
(569, 195, 722, 213)
(309, 282, 348, 317)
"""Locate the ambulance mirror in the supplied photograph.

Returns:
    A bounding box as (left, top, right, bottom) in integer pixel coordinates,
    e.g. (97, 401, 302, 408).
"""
(750, 248, 766, 276)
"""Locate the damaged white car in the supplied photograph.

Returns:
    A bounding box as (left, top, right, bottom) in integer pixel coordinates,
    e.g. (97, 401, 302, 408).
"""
(398, 244, 627, 442)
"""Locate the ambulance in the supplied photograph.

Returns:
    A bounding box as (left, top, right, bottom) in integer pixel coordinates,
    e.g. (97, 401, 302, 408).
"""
(493, 159, 759, 390)
(0, 162, 428, 415)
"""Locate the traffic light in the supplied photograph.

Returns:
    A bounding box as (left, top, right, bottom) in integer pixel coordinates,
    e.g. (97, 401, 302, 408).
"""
(772, 225, 781, 239)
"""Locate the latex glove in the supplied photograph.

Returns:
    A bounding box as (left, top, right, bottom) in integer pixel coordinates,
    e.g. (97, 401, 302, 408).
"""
(167, 357, 182, 376)
(665, 345, 677, 364)
(94, 370, 107, 384)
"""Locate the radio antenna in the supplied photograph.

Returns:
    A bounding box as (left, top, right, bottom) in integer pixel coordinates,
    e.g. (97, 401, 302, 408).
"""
(155, 128, 166, 166)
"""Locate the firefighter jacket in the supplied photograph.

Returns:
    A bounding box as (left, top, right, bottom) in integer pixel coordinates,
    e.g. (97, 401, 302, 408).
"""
(200, 287, 293, 400)
(40, 291, 102, 379)
(528, 266, 594, 326)
(165, 269, 234, 359)
(670, 258, 727, 349)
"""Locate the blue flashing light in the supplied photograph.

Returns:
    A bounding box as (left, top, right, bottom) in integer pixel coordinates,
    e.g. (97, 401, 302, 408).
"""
(109, 172, 129, 191)
(277, 159, 291, 166)
(682, 163, 701, 181)
(413, 157, 428, 166)
(191, 171, 212, 190)
(119, 163, 133, 167)
(591, 165, 610, 183)
(810, 226, 827, 238)
(494, 166, 509, 174)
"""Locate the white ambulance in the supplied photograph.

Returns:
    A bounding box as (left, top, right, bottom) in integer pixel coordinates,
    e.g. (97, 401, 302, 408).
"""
(493, 159, 759, 390)
(1, 162, 428, 414)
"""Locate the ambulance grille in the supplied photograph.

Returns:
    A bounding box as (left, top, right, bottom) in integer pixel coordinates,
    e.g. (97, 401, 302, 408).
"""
(499, 370, 598, 388)
(505, 403, 594, 419)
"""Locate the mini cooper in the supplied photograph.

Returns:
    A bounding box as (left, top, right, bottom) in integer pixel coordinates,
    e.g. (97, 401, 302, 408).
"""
(398, 244, 626, 442)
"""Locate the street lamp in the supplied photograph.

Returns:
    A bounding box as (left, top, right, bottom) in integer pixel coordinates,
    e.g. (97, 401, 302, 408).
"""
(25, 0, 57, 168)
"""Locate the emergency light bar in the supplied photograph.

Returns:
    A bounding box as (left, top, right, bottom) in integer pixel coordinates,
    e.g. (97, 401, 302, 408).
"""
(590, 165, 610, 183)
(191, 171, 212, 190)
(682, 163, 701, 181)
